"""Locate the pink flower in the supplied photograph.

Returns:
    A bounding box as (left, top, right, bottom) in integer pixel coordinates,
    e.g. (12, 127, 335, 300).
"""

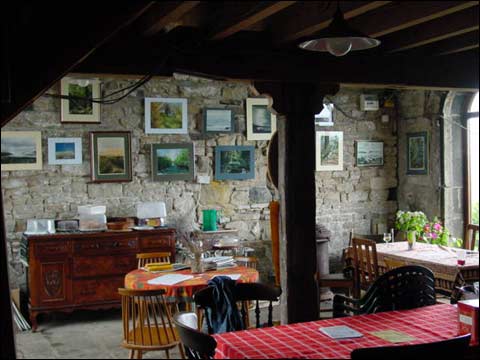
(434, 223, 442, 231)
(431, 232, 438, 239)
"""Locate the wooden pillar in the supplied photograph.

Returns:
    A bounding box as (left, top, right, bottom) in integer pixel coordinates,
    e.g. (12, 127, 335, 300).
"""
(0, 190, 16, 358)
(254, 81, 339, 324)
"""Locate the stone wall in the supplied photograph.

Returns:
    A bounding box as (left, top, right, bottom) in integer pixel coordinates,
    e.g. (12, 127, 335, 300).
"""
(1, 74, 275, 288)
(315, 88, 398, 268)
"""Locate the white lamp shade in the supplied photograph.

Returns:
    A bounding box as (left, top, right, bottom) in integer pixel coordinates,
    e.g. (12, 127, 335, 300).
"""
(136, 201, 167, 219)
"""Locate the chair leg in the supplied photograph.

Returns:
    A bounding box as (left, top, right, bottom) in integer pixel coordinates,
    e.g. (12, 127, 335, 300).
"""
(129, 350, 135, 359)
(137, 350, 143, 359)
(165, 349, 170, 359)
(178, 343, 186, 359)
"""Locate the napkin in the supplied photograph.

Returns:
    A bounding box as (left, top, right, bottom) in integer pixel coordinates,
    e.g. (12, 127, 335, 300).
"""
(147, 274, 194, 286)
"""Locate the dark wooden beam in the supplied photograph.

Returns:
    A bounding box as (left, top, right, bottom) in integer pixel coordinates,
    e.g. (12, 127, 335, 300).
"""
(351, 1, 479, 38)
(272, 1, 391, 44)
(402, 31, 479, 56)
(254, 81, 339, 324)
(141, 1, 201, 36)
(382, 6, 479, 52)
(0, 1, 155, 127)
(438, 44, 479, 56)
(210, 1, 296, 40)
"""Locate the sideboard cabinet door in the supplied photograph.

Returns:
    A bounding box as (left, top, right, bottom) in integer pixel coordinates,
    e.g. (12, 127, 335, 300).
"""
(32, 260, 71, 307)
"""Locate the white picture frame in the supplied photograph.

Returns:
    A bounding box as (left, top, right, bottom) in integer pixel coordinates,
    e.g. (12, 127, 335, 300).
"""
(61, 77, 100, 123)
(1, 131, 43, 171)
(314, 103, 334, 126)
(48, 137, 82, 165)
(316, 131, 343, 171)
(246, 98, 277, 140)
(145, 97, 188, 134)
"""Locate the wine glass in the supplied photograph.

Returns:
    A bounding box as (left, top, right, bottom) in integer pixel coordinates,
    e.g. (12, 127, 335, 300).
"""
(383, 233, 392, 247)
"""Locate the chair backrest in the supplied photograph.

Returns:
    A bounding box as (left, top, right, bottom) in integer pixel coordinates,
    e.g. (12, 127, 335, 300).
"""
(194, 283, 282, 333)
(233, 256, 258, 269)
(137, 251, 172, 268)
(173, 312, 217, 360)
(118, 288, 179, 349)
(349, 231, 384, 245)
(361, 265, 436, 313)
(352, 237, 379, 294)
(351, 334, 471, 359)
(383, 257, 407, 270)
(464, 223, 479, 250)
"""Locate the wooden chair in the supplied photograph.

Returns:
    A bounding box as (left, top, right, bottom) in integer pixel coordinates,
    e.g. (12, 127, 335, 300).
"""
(173, 312, 217, 360)
(333, 265, 436, 318)
(352, 237, 379, 298)
(137, 252, 172, 269)
(233, 256, 258, 269)
(351, 334, 471, 359)
(118, 288, 184, 359)
(464, 224, 479, 250)
(383, 257, 407, 270)
(194, 282, 282, 334)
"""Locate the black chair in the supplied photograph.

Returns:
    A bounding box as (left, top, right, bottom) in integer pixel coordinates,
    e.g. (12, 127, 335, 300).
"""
(194, 282, 282, 334)
(351, 334, 471, 359)
(173, 312, 217, 360)
(333, 265, 436, 318)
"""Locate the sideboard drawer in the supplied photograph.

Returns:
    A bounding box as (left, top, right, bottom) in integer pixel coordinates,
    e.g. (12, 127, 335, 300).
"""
(73, 237, 139, 256)
(72, 255, 137, 277)
(73, 277, 123, 304)
(34, 242, 70, 258)
(140, 235, 174, 250)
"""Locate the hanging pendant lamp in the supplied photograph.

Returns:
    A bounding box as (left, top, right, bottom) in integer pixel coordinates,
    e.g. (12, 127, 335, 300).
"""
(298, 5, 381, 56)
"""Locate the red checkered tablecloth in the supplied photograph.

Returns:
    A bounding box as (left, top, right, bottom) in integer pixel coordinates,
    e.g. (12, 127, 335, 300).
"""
(213, 304, 462, 359)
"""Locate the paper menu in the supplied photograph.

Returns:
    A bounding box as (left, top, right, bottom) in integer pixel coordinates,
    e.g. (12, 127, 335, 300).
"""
(147, 274, 194, 286)
(370, 330, 415, 343)
(319, 326, 363, 339)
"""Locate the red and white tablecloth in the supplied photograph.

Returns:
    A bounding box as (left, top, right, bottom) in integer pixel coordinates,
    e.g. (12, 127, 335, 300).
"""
(213, 304, 462, 359)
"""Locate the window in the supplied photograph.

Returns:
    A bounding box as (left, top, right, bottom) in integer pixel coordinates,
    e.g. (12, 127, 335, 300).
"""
(467, 92, 479, 224)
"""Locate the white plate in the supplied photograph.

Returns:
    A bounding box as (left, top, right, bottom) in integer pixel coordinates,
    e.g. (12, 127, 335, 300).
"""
(132, 226, 154, 231)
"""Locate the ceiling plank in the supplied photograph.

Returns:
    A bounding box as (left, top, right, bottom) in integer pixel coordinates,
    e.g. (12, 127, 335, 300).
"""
(273, 1, 391, 44)
(349, 1, 479, 38)
(142, 1, 201, 36)
(383, 6, 479, 52)
(437, 44, 479, 56)
(210, 1, 296, 40)
(402, 30, 479, 56)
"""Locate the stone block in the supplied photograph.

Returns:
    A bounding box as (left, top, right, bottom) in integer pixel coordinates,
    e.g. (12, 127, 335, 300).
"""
(249, 187, 272, 204)
(230, 190, 249, 206)
(349, 191, 369, 203)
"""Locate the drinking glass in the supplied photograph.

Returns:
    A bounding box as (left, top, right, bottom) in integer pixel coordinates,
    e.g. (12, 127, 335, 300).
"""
(457, 249, 467, 266)
(383, 233, 392, 247)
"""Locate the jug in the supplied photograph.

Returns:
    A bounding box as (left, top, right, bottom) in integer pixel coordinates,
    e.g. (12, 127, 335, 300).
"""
(202, 209, 218, 231)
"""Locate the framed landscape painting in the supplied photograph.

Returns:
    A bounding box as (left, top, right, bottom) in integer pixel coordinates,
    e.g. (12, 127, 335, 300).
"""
(215, 146, 255, 180)
(90, 131, 132, 183)
(1, 131, 42, 171)
(316, 131, 343, 171)
(407, 132, 428, 175)
(61, 77, 100, 123)
(246, 98, 276, 140)
(151, 143, 194, 181)
(356, 140, 384, 167)
(145, 98, 188, 134)
(48, 138, 82, 165)
(204, 108, 234, 134)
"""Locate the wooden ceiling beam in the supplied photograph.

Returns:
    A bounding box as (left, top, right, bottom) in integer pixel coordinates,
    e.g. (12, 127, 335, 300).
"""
(210, 1, 296, 41)
(383, 6, 479, 52)
(272, 1, 391, 44)
(437, 44, 479, 56)
(142, 1, 201, 36)
(402, 30, 479, 56)
(350, 1, 479, 39)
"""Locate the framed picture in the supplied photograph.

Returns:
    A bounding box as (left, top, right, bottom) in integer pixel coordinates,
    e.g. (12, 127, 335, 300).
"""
(151, 143, 194, 181)
(246, 98, 277, 140)
(356, 140, 384, 167)
(407, 131, 428, 175)
(204, 108, 234, 134)
(1, 131, 42, 171)
(215, 146, 255, 180)
(61, 77, 100, 123)
(316, 131, 343, 171)
(145, 97, 188, 134)
(48, 138, 82, 165)
(89, 131, 132, 183)
(314, 103, 334, 126)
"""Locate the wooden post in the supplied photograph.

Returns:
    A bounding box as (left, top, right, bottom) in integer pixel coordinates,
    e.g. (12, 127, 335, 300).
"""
(254, 82, 339, 324)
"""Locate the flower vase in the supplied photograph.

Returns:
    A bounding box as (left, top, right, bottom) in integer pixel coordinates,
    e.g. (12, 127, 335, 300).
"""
(191, 252, 204, 274)
(407, 231, 416, 250)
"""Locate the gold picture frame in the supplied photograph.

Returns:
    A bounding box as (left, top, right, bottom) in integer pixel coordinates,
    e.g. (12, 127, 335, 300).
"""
(61, 77, 100, 123)
(1, 131, 43, 171)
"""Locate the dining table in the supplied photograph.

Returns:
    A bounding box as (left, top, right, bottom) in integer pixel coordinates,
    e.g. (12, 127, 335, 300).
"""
(213, 303, 471, 359)
(376, 241, 479, 293)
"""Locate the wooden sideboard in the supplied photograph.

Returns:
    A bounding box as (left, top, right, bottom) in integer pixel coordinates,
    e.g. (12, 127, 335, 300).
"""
(20, 228, 175, 331)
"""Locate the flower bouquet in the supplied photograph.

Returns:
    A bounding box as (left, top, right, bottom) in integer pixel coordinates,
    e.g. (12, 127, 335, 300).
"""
(395, 210, 428, 250)
(422, 217, 450, 245)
